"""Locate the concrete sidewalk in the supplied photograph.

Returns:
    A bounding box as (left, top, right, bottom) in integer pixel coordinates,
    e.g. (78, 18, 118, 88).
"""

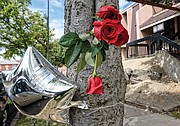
(124, 104, 180, 126)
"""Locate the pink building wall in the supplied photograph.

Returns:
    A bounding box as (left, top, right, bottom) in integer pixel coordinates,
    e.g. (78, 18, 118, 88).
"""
(136, 5, 154, 39)
(120, 3, 180, 60)
(121, 3, 167, 40)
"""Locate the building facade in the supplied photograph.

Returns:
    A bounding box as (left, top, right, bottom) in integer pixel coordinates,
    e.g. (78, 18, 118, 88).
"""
(0, 59, 19, 71)
(121, 2, 180, 60)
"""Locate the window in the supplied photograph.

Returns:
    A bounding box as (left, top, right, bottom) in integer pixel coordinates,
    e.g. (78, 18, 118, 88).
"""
(153, 23, 164, 33)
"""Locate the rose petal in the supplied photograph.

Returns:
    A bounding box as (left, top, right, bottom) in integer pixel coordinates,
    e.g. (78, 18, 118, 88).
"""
(93, 21, 103, 40)
(113, 28, 129, 46)
(86, 76, 104, 94)
(97, 5, 122, 20)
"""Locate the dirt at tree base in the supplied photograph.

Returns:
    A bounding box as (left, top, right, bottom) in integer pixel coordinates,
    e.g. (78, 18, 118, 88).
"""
(122, 56, 180, 113)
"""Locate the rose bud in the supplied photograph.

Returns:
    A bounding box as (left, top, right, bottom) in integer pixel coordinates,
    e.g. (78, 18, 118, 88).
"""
(86, 76, 104, 94)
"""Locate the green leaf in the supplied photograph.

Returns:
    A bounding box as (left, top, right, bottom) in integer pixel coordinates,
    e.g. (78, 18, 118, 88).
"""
(65, 42, 82, 67)
(81, 40, 91, 53)
(102, 1, 107, 6)
(77, 53, 86, 73)
(102, 40, 109, 50)
(91, 44, 103, 58)
(59, 32, 81, 47)
(85, 52, 95, 66)
(101, 49, 106, 61)
(91, 15, 98, 19)
(96, 51, 103, 67)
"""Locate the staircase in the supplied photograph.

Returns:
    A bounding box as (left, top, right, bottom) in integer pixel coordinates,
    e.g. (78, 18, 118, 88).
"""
(123, 33, 180, 125)
(126, 34, 180, 59)
(126, 33, 180, 82)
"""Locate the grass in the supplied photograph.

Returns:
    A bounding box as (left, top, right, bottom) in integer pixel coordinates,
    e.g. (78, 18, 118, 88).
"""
(171, 110, 180, 119)
(16, 114, 66, 126)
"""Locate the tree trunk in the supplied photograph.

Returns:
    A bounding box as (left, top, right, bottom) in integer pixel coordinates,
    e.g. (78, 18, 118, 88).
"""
(64, 0, 127, 125)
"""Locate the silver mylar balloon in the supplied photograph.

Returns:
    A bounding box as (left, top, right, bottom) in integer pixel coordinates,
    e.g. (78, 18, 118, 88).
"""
(3, 46, 87, 124)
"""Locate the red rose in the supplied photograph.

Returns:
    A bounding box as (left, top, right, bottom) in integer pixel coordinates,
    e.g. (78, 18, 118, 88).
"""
(113, 28, 129, 46)
(97, 5, 122, 20)
(86, 76, 104, 94)
(93, 19, 129, 46)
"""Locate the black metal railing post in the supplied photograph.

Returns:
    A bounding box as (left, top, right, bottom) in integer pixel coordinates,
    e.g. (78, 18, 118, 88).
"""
(126, 45, 129, 58)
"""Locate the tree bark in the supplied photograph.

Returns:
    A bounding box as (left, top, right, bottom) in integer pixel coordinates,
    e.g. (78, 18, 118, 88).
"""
(64, 0, 127, 125)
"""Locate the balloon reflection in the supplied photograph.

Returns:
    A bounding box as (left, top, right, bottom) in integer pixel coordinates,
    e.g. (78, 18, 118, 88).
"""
(2, 46, 87, 124)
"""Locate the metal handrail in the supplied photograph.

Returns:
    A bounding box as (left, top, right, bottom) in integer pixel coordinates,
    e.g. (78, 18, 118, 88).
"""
(126, 34, 159, 46)
(126, 34, 180, 58)
(159, 35, 180, 50)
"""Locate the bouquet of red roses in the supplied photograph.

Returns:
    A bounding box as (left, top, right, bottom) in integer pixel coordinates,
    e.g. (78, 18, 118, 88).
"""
(59, 5, 129, 94)
(94, 5, 129, 46)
